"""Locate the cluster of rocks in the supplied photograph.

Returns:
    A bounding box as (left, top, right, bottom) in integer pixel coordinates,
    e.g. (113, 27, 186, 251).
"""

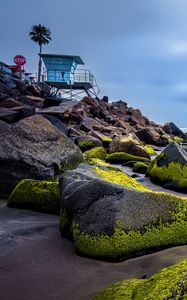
(0, 74, 61, 123)
(38, 97, 174, 147)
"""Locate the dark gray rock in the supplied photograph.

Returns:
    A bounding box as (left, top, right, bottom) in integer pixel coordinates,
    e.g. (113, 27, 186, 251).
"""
(42, 114, 68, 136)
(163, 122, 185, 137)
(0, 115, 84, 196)
(60, 164, 173, 236)
(156, 142, 187, 167)
(0, 120, 12, 135)
(0, 108, 19, 123)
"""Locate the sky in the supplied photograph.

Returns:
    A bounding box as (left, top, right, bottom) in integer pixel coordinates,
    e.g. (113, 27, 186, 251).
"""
(1, 0, 187, 126)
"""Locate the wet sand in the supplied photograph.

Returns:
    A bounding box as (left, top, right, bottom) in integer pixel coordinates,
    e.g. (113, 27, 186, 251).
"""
(0, 203, 187, 300)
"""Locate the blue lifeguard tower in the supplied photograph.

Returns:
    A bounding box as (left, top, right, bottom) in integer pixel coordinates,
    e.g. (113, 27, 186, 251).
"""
(40, 54, 100, 100)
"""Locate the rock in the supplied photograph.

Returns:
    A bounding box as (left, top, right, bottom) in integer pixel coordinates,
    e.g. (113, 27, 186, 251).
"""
(147, 142, 187, 191)
(43, 96, 62, 107)
(23, 95, 45, 107)
(37, 82, 50, 96)
(82, 96, 99, 107)
(84, 147, 107, 161)
(0, 93, 8, 101)
(0, 97, 23, 108)
(8, 179, 60, 214)
(163, 122, 185, 137)
(93, 259, 187, 299)
(9, 105, 35, 120)
(59, 164, 187, 259)
(26, 84, 41, 96)
(0, 114, 84, 196)
(42, 114, 68, 135)
(0, 107, 19, 123)
(109, 133, 150, 159)
(79, 117, 105, 133)
(101, 95, 109, 103)
(0, 120, 12, 135)
(75, 135, 102, 152)
(106, 152, 150, 164)
(136, 127, 170, 146)
(11, 78, 27, 94)
(132, 162, 148, 174)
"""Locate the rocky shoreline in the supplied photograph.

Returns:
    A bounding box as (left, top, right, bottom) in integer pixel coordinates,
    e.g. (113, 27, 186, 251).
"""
(1, 73, 187, 299)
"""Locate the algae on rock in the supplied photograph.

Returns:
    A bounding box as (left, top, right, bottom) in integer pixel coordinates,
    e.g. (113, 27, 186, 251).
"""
(106, 152, 150, 164)
(84, 147, 107, 160)
(59, 163, 187, 260)
(93, 259, 187, 300)
(147, 142, 187, 192)
(8, 179, 60, 214)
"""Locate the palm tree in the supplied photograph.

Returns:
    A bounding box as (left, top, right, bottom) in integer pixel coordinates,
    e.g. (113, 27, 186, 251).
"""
(29, 24, 52, 82)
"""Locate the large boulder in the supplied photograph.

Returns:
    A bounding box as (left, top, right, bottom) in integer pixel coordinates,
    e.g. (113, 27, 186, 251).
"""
(59, 163, 187, 260)
(0, 114, 84, 196)
(109, 133, 150, 158)
(93, 259, 187, 300)
(147, 142, 187, 191)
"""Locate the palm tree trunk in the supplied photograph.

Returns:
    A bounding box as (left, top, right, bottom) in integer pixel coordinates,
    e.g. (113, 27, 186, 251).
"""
(38, 44, 42, 82)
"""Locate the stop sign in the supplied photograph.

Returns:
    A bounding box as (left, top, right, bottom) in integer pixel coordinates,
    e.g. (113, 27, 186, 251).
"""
(14, 55, 26, 66)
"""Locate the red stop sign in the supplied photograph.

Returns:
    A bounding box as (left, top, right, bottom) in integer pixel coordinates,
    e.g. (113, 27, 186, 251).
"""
(14, 55, 26, 66)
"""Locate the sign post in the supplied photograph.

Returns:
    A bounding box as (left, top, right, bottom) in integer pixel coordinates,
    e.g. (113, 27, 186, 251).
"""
(13, 55, 26, 80)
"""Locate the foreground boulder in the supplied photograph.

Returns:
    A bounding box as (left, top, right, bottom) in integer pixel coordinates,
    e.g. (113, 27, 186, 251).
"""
(0, 115, 84, 196)
(147, 142, 187, 192)
(93, 259, 187, 299)
(109, 133, 150, 158)
(59, 164, 187, 260)
(8, 179, 60, 214)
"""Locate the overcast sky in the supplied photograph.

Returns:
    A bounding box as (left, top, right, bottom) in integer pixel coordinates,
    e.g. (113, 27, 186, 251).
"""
(1, 0, 187, 126)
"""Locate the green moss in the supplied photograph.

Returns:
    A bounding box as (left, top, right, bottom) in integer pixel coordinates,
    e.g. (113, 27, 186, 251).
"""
(86, 158, 119, 170)
(94, 166, 150, 191)
(101, 136, 113, 148)
(144, 145, 157, 156)
(8, 179, 60, 214)
(78, 140, 98, 152)
(106, 152, 150, 164)
(93, 259, 187, 300)
(84, 147, 107, 160)
(173, 136, 183, 143)
(101, 136, 112, 143)
(73, 194, 187, 259)
(133, 162, 148, 173)
(147, 161, 187, 190)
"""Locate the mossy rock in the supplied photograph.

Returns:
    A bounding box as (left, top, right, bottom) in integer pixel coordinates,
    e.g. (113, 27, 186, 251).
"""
(101, 136, 113, 148)
(84, 147, 107, 160)
(60, 164, 187, 260)
(94, 165, 149, 191)
(77, 137, 102, 152)
(93, 259, 187, 299)
(172, 136, 183, 144)
(133, 162, 148, 174)
(144, 145, 157, 156)
(147, 142, 187, 192)
(86, 158, 119, 170)
(106, 152, 150, 164)
(8, 179, 60, 214)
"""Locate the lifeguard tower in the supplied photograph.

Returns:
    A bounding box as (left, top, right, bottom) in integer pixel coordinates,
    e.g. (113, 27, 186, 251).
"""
(40, 54, 100, 100)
